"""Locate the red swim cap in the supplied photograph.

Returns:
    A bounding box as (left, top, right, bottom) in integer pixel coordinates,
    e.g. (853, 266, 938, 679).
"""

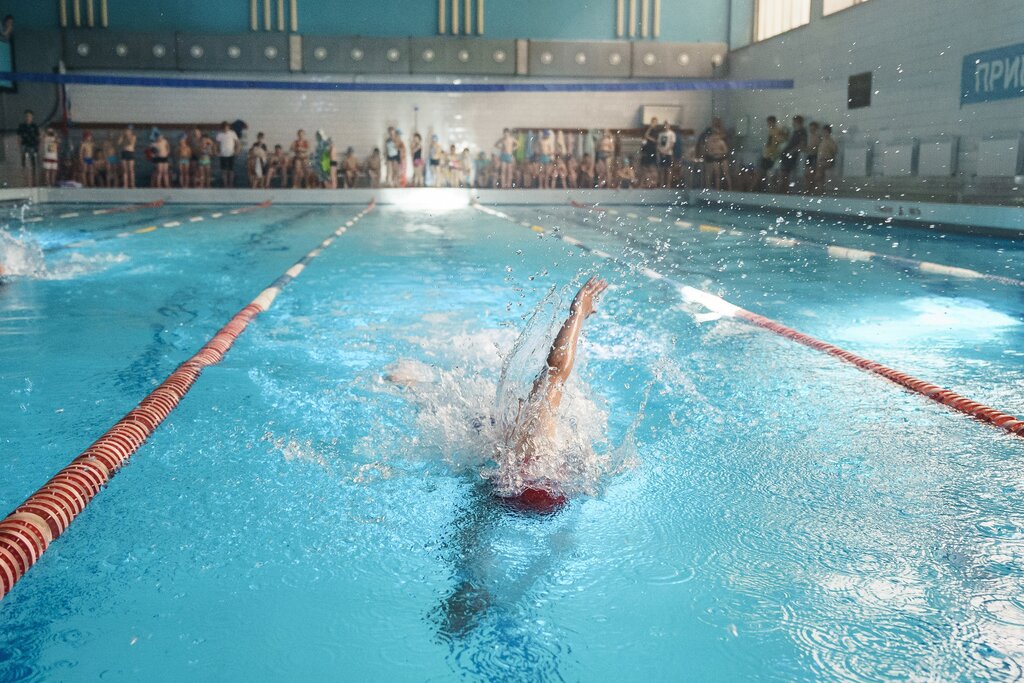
(499, 487, 567, 515)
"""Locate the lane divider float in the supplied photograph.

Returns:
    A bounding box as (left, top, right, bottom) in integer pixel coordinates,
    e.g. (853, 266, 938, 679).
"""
(477, 202, 1024, 439)
(104, 201, 273, 240)
(569, 201, 1024, 288)
(91, 199, 166, 216)
(0, 199, 375, 601)
(23, 199, 166, 224)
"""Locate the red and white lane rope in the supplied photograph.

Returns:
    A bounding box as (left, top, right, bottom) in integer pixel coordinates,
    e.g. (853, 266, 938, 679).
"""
(568, 201, 1024, 288)
(0, 200, 375, 601)
(476, 202, 1024, 438)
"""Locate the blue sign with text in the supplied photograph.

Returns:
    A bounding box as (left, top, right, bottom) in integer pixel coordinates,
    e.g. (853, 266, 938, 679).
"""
(962, 42, 1024, 105)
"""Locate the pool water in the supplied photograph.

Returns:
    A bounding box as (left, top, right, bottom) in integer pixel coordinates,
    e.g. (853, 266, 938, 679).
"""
(1, 201, 1023, 681)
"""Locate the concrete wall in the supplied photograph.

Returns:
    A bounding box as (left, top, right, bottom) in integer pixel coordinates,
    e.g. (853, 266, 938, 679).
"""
(718, 0, 1024, 180)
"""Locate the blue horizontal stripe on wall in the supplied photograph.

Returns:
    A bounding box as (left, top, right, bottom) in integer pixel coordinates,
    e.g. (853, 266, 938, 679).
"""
(0, 71, 793, 92)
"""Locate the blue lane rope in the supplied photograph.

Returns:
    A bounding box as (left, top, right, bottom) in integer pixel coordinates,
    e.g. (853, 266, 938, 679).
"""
(0, 71, 793, 93)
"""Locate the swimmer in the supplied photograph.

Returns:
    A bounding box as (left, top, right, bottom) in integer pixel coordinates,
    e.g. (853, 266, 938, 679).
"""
(501, 277, 608, 512)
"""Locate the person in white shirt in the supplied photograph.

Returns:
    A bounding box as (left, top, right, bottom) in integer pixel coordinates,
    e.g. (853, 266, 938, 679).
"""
(215, 121, 240, 188)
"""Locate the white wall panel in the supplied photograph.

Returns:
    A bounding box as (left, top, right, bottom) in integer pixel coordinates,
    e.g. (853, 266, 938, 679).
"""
(720, 0, 1024, 178)
(66, 75, 711, 155)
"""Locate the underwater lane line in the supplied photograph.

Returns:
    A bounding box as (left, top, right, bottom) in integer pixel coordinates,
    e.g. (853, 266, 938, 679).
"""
(476, 202, 1024, 438)
(0, 199, 376, 602)
(569, 201, 1024, 288)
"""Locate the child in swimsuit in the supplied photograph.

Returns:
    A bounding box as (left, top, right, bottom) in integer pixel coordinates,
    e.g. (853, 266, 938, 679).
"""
(292, 129, 310, 188)
(411, 133, 424, 187)
(199, 136, 214, 188)
(103, 138, 118, 187)
(177, 136, 192, 188)
(42, 128, 59, 187)
(429, 136, 443, 187)
(79, 131, 95, 187)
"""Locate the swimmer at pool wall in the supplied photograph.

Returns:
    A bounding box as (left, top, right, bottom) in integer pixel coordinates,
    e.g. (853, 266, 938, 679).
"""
(503, 276, 609, 513)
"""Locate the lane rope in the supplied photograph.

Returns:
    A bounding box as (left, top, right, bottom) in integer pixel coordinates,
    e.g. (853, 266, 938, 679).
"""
(476, 202, 1024, 438)
(568, 201, 1024, 288)
(50, 200, 274, 246)
(24, 199, 166, 224)
(0, 199, 375, 601)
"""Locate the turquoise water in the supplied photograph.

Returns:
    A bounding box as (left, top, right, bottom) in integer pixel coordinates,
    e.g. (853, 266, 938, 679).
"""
(1, 201, 1023, 681)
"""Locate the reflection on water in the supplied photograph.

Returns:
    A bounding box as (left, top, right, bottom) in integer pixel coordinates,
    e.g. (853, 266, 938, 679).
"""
(430, 484, 578, 681)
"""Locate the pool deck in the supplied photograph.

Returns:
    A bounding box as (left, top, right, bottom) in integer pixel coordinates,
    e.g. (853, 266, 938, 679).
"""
(1, 187, 1020, 236)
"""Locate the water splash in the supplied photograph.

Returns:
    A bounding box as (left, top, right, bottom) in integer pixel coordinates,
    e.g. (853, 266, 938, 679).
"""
(0, 227, 47, 279)
(382, 284, 639, 500)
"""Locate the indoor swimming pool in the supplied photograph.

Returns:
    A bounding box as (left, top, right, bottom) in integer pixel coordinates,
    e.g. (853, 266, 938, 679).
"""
(1, 201, 1023, 681)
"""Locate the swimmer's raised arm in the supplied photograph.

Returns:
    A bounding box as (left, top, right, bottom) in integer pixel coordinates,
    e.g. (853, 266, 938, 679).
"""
(529, 277, 608, 410)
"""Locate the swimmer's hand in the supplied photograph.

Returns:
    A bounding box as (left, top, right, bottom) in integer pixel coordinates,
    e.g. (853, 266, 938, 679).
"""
(570, 277, 608, 318)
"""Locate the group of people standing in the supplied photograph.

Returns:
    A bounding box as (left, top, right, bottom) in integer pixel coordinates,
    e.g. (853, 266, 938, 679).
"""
(17, 112, 838, 194)
(757, 114, 839, 194)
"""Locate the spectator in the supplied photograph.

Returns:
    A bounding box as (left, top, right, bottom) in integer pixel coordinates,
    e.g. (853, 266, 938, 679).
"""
(152, 130, 171, 189)
(176, 135, 191, 188)
(17, 110, 39, 187)
(247, 132, 268, 188)
(102, 136, 118, 187)
(411, 133, 425, 187)
(78, 131, 95, 187)
(804, 121, 821, 194)
(759, 116, 788, 192)
(816, 125, 838, 194)
(656, 122, 677, 188)
(118, 124, 137, 189)
(595, 131, 614, 188)
(778, 115, 807, 193)
(266, 144, 288, 188)
(290, 129, 309, 188)
(537, 130, 555, 189)
(249, 136, 268, 188)
(495, 128, 518, 189)
(640, 117, 659, 188)
(216, 121, 240, 188)
(41, 127, 59, 187)
(343, 147, 360, 188)
(704, 122, 731, 191)
(366, 147, 381, 188)
(384, 127, 401, 187)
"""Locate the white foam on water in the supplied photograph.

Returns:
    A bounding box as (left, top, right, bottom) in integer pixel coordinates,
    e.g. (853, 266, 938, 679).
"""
(379, 286, 639, 499)
(0, 227, 47, 279)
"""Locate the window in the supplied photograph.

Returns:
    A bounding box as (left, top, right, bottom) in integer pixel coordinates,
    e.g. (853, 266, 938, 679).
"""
(823, 0, 870, 15)
(847, 72, 872, 109)
(755, 0, 811, 41)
